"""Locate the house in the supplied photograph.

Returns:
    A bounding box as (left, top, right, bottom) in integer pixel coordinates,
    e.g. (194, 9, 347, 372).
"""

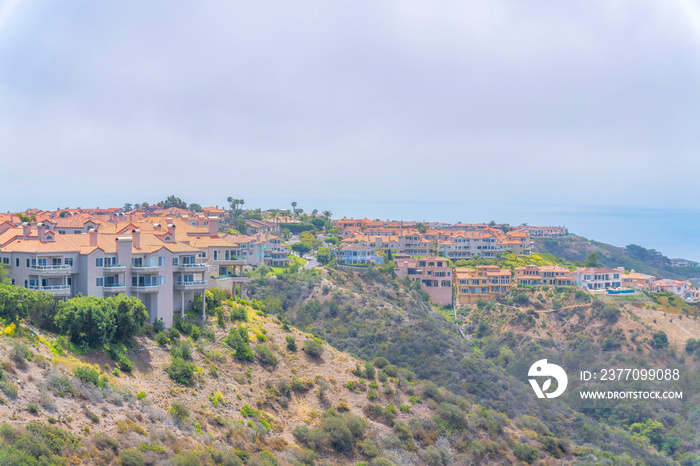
(394, 255, 452, 306)
(514, 265, 573, 286)
(572, 267, 622, 290)
(621, 271, 656, 289)
(336, 244, 384, 265)
(453, 265, 512, 305)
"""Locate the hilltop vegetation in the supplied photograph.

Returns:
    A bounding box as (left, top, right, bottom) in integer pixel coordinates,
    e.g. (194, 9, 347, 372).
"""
(535, 236, 700, 280)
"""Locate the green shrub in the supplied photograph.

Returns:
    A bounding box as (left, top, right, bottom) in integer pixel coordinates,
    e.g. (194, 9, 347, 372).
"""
(303, 339, 324, 359)
(286, 336, 297, 352)
(166, 357, 196, 385)
(170, 401, 190, 421)
(136, 391, 146, 400)
(155, 332, 170, 347)
(0, 381, 18, 398)
(173, 451, 201, 466)
(170, 340, 193, 361)
(372, 357, 389, 368)
(119, 448, 145, 466)
(254, 344, 278, 367)
(224, 327, 254, 362)
(73, 366, 103, 387)
(513, 443, 539, 463)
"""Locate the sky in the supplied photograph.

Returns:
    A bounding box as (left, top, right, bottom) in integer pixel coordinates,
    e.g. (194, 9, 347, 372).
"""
(1, 1, 700, 253)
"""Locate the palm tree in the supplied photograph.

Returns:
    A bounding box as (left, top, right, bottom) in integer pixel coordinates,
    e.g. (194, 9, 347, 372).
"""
(291, 201, 298, 218)
(323, 210, 332, 220)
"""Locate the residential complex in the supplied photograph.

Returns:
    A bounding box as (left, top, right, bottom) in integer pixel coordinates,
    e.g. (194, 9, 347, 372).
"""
(514, 265, 573, 286)
(394, 255, 452, 306)
(453, 265, 512, 305)
(0, 212, 289, 327)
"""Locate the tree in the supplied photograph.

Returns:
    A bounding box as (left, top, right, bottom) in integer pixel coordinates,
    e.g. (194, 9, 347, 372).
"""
(59, 210, 68, 218)
(299, 231, 322, 252)
(323, 210, 332, 220)
(111, 295, 149, 343)
(291, 201, 298, 217)
(157, 195, 187, 209)
(54, 296, 115, 347)
(584, 252, 601, 268)
(416, 222, 427, 234)
(291, 242, 311, 257)
(317, 247, 331, 265)
(652, 331, 669, 349)
(123, 203, 133, 211)
(189, 203, 203, 212)
(311, 209, 318, 216)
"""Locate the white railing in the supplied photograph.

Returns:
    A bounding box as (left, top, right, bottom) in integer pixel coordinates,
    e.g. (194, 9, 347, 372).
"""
(29, 265, 72, 271)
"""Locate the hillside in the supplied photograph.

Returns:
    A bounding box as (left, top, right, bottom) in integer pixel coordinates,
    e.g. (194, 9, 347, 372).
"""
(248, 266, 700, 465)
(0, 294, 628, 466)
(534, 236, 700, 281)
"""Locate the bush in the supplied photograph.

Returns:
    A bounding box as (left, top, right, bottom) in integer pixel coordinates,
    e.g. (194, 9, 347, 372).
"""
(171, 340, 193, 361)
(513, 443, 539, 463)
(652, 331, 669, 349)
(10, 341, 31, 368)
(155, 332, 170, 347)
(166, 357, 196, 385)
(119, 448, 145, 466)
(73, 366, 102, 387)
(224, 327, 254, 362)
(286, 336, 297, 352)
(170, 401, 190, 421)
(229, 304, 248, 322)
(303, 339, 324, 359)
(255, 345, 279, 368)
(372, 357, 389, 369)
(173, 451, 201, 466)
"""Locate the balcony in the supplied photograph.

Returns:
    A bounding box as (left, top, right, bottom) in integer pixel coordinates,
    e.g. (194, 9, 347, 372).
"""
(132, 284, 159, 293)
(104, 283, 127, 293)
(174, 280, 207, 290)
(132, 265, 159, 273)
(177, 263, 209, 272)
(29, 265, 74, 274)
(103, 264, 126, 272)
(212, 257, 247, 266)
(28, 285, 72, 296)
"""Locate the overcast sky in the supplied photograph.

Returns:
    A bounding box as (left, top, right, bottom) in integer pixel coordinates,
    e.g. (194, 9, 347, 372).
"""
(1, 1, 699, 217)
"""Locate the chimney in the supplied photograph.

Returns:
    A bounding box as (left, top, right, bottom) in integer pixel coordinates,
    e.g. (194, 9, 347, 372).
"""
(22, 222, 31, 237)
(132, 229, 141, 249)
(256, 233, 261, 241)
(37, 223, 47, 241)
(166, 217, 173, 225)
(197, 215, 205, 227)
(89, 228, 98, 246)
(167, 224, 176, 241)
(208, 217, 219, 236)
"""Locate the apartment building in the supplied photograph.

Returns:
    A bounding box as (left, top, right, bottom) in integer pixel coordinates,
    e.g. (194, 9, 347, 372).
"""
(453, 265, 512, 305)
(514, 265, 573, 286)
(572, 267, 622, 290)
(437, 230, 505, 260)
(621, 271, 656, 289)
(394, 255, 452, 305)
(649, 279, 693, 299)
(221, 233, 290, 267)
(0, 224, 208, 328)
(336, 243, 384, 265)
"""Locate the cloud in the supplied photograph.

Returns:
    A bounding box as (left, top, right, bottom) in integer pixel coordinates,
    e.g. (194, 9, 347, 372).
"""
(0, 1, 699, 211)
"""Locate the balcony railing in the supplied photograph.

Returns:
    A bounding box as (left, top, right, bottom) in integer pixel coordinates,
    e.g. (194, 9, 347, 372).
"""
(29, 265, 73, 273)
(103, 264, 126, 272)
(174, 280, 207, 290)
(132, 265, 159, 273)
(132, 284, 159, 293)
(28, 285, 71, 294)
(178, 263, 209, 271)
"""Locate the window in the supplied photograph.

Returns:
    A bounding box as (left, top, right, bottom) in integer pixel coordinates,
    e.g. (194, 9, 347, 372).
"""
(172, 257, 179, 266)
(159, 275, 165, 285)
(52, 258, 62, 266)
(65, 257, 74, 266)
(158, 257, 165, 266)
(1, 257, 8, 265)
(26, 258, 30, 267)
(15, 258, 19, 267)
(213, 250, 218, 260)
(95, 257, 103, 267)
